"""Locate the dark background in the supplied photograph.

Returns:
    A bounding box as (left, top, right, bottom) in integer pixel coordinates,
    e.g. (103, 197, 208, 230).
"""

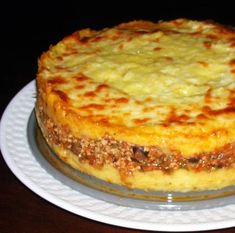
(2, 1, 235, 115)
(1, 1, 235, 232)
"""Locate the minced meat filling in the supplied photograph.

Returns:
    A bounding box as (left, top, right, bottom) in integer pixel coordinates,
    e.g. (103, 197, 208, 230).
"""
(38, 110, 235, 175)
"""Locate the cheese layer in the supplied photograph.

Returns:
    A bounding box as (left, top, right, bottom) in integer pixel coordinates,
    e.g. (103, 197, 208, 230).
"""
(37, 19, 235, 156)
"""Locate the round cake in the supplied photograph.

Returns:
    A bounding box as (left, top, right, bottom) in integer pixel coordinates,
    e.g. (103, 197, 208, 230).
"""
(36, 18, 235, 192)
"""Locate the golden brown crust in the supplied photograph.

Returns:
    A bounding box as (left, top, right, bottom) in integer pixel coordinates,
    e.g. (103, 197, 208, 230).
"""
(36, 19, 235, 191)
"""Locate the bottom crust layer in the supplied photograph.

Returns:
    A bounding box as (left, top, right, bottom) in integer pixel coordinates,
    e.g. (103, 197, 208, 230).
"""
(41, 133, 235, 192)
(48, 141, 235, 192)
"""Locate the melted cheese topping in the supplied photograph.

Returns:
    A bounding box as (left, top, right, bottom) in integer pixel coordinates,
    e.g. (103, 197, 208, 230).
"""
(39, 19, 235, 128)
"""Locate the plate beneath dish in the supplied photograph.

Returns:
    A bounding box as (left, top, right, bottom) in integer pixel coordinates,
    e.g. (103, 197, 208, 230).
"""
(1, 80, 235, 231)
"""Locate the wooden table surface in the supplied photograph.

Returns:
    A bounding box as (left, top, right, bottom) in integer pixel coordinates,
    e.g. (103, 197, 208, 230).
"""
(1, 2, 235, 232)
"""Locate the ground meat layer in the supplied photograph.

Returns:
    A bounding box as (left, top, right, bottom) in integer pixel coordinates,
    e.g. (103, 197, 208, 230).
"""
(36, 108, 235, 176)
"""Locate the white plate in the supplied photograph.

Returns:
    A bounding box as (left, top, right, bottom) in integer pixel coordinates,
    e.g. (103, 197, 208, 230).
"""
(1, 80, 235, 232)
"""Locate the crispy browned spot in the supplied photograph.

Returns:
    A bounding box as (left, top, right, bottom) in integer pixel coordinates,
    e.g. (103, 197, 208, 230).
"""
(90, 36, 106, 43)
(201, 90, 235, 116)
(52, 90, 69, 102)
(113, 97, 129, 104)
(162, 107, 191, 126)
(202, 105, 235, 116)
(96, 84, 109, 92)
(229, 59, 235, 66)
(206, 34, 219, 40)
(111, 31, 123, 41)
(79, 103, 105, 110)
(197, 61, 209, 67)
(203, 41, 212, 49)
(204, 88, 212, 103)
(111, 35, 120, 41)
(75, 85, 85, 90)
(133, 118, 150, 124)
(171, 19, 185, 26)
(54, 65, 64, 70)
(163, 56, 174, 61)
(105, 97, 129, 104)
(98, 118, 110, 125)
(47, 77, 67, 85)
(118, 44, 124, 50)
(84, 91, 96, 97)
(61, 46, 79, 56)
(230, 41, 235, 48)
(135, 97, 152, 105)
(56, 56, 63, 61)
(228, 90, 235, 106)
(196, 113, 208, 120)
(142, 107, 152, 112)
(75, 74, 90, 82)
(117, 20, 157, 31)
(154, 47, 162, 51)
